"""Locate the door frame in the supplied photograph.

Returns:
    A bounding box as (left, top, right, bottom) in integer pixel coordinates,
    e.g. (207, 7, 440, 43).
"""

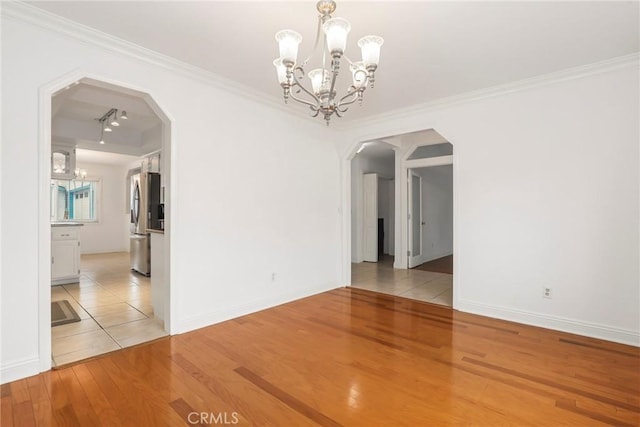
(37, 70, 175, 372)
(339, 131, 457, 307)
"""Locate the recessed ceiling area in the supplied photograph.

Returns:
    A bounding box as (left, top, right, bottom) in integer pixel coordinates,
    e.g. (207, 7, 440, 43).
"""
(29, 1, 639, 122)
(52, 80, 162, 157)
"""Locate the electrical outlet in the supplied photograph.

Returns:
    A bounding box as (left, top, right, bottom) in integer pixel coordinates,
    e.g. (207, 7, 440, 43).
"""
(543, 287, 552, 299)
(271, 272, 276, 282)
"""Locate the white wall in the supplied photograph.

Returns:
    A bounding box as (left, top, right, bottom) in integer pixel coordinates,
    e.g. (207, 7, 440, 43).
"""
(341, 59, 639, 345)
(351, 154, 394, 261)
(75, 161, 130, 254)
(416, 165, 453, 262)
(1, 7, 341, 383)
(377, 177, 394, 255)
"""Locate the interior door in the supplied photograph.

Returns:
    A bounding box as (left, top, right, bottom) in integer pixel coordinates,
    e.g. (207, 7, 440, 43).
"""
(363, 173, 378, 262)
(408, 170, 423, 268)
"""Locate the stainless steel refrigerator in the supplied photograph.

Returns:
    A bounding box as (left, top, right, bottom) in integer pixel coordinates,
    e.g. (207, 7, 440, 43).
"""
(130, 172, 161, 276)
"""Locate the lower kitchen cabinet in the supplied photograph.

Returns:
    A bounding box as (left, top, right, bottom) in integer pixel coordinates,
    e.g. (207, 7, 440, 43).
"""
(51, 225, 81, 285)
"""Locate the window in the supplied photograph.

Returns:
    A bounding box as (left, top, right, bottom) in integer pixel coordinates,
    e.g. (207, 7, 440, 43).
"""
(50, 178, 100, 222)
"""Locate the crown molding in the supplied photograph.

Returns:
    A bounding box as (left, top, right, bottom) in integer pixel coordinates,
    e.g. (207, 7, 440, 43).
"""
(334, 52, 640, 131)
(1, 1, 323, 126)
(4, 2, 638, 134)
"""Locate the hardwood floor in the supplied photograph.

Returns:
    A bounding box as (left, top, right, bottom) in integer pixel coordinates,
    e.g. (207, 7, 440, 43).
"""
(3, 288, 639, 426)
(412, 254, 454, 275)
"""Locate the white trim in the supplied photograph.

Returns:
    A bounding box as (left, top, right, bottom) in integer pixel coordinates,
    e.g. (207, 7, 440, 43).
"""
(175, 283, 338, 335)
(406, 155, 453, 169)
(335, 53, 640, 131)
(457, 299, 640, 347)
(1, 1, 316, 125)
(1, 356, 40, 385)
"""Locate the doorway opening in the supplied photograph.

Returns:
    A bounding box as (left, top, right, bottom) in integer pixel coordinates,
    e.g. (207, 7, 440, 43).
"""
(346, 130, 455, 307)
(40, 74, 173, 369)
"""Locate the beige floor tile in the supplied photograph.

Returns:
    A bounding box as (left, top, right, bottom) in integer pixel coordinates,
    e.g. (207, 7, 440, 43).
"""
(90, 303, 148, 328)
(53, 342, 120, 367)
(351, 256, 453, 307)
(62, 298, 92, 320)
(431, 288, 453, 306)
(52, 318, 102, 339)
(51, 252, 163, 365)
(52, 329, 119, 357)
(73, 293, 124, 308)
(398, 280, 452, 301)
(106, 319, 167, 348)
(51, 287, 71, 301)
(130, 303, 154, 317)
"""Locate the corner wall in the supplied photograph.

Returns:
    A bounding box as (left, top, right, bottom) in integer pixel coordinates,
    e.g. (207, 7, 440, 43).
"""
(341, 59, 640, 345)
(1, 7, 341, 383)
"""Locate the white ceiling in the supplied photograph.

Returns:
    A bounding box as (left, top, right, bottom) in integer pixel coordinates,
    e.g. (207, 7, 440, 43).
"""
(28, 1, 639, 122)
(52, 81, 163, 157)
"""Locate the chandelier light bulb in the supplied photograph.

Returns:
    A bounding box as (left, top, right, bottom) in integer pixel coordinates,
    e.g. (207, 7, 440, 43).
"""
(104, 125, 112, 132)
(275, 30, 302, 65)
(120, 110, 128, 120)
(323, 18, 351, 55)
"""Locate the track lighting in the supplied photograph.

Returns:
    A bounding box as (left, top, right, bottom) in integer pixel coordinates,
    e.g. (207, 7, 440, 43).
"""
(95, 108, 128, 144)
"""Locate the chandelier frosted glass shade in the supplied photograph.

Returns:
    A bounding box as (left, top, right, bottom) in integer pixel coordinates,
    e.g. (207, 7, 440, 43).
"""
(308, 69, 330, 94)
(275, 30, 302, 64)
(273, 1, 382, 124)
(273, 58, 288, 85)
(358, 36, 384, 67)
(322, 18, 351, 55)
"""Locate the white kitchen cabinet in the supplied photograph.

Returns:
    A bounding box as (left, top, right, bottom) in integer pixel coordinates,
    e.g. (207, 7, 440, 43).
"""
(51, 225, 81, 285)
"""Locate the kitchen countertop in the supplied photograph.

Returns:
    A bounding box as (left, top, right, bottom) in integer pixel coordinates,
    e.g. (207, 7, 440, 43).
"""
(51, 222, 84, 227)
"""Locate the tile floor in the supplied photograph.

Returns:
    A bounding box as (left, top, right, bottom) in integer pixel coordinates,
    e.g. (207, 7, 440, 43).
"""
(351, 256, 453, 306)
(51, 252, 167, 367)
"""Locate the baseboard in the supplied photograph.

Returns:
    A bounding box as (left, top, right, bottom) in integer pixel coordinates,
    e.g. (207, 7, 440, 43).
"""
(1, 356, 40, 385)
(174, 283, 338, 335)
(457, 299, 640, 347)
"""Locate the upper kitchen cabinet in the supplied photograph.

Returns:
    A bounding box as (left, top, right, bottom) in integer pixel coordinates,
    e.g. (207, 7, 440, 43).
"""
(51, 143, 76, 179)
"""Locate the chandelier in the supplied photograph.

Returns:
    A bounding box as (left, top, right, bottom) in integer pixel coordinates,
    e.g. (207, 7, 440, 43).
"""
(273, 0, 383, 125)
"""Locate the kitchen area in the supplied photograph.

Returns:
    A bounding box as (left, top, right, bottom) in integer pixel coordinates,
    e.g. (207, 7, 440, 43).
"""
(49, 80, 170, 366)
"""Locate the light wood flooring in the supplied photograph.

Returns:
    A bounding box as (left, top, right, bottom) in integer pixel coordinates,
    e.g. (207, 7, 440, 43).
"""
(51, 252, 167, 367)
(352, 256, 453, 306)
(4, 287, 639, 426)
